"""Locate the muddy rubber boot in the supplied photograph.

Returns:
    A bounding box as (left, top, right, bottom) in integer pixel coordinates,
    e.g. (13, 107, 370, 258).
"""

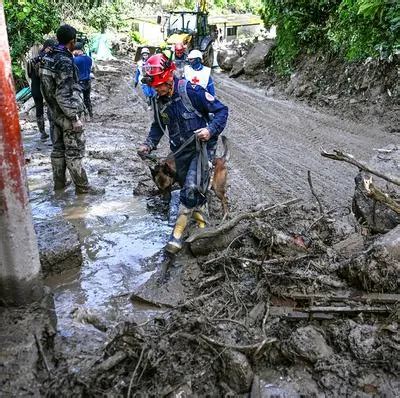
(66, 158, 104, 195)
(51, 157, 68, 190)
(166, 207, 190, 254)
(192, 205, 208, 229)
(37, 116, 48, 141)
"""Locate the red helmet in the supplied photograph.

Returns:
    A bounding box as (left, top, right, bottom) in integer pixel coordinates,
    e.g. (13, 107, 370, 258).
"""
(174, 42, 185, 57)
(143, 53, 176, 87)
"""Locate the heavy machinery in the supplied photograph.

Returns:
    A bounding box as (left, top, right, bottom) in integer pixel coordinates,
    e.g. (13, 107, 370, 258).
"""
(161, 10, 215, 67)
(135, 1, 215, 67)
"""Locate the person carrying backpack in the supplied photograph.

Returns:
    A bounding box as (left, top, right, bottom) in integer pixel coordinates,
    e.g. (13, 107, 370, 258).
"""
(27, 38, 57, 141)
(137, 53, 228, 254)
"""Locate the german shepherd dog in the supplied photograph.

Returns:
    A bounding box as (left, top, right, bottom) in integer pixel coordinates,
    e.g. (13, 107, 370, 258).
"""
(143, 136, 229, 219)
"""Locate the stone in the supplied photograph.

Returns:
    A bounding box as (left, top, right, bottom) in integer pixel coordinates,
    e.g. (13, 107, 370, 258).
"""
(217, 48, 241, 71)
(284, 326, 333, 363)
(229, 56, 245, 78)
(372, 223, 400, 261)
(222, 350, 254, 393)
(244, 40, 275, 76)
(35, 217, 82, 276)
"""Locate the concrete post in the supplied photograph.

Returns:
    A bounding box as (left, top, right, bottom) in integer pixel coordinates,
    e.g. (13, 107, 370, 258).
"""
(0, 3, 43, 305)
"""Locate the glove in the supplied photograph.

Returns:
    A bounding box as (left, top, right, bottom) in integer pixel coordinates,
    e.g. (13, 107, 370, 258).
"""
(134, 81, 138, 88)
(72, 118, 84, 133)
(137, 144, 151, 157)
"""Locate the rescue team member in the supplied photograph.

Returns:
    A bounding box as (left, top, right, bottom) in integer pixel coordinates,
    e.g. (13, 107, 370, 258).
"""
(73, 42, 93, 118)
(27, 39, 57, 141)
(40, 24, 104, 195)
(137, 54, 228, 254)
(134, 47, 156, 108)
(173, 42, 187, 78)
(184, 49, 215, 95)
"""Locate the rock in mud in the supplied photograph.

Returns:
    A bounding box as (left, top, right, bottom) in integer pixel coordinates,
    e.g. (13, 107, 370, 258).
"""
(352, 146, 400, 233)
(217, 48, 240, 71)
(284, 326, 333, 364)
(222, 350, 253, 393)
(35, 217, 82, 276)
(339, 240, 400, 292)
(229, 56, 245, 78)
(348, 324, 381, 361)
(244, 41, 275, 76)
(373, 223, 400, 261)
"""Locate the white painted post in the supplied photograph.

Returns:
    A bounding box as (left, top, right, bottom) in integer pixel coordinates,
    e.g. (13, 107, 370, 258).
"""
(0, 2, 43, 305)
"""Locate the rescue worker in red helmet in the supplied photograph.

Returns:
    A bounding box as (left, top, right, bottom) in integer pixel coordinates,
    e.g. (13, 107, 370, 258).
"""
(138, 53, 228, 254)
(173, 42, 187, 79)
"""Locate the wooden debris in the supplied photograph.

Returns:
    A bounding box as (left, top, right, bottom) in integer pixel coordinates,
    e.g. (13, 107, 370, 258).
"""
(186, 198, 300, 243)
(364, 177, 400, 214)
(321, 148, 400, 186)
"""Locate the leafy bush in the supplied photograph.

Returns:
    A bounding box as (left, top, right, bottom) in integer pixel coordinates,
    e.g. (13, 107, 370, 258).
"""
(4, 0, 60, 86)
(130, 30, 144, 44)
(328, 0, 400, 60)
(85, 2, 127, 33)
(260, 0, 400, 74)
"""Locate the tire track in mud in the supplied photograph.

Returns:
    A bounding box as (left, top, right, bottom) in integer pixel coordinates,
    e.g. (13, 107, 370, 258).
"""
(214, 74, 394, 209)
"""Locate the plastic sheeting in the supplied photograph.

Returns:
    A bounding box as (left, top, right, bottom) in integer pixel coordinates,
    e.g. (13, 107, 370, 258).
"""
(90, 33, 115, 61)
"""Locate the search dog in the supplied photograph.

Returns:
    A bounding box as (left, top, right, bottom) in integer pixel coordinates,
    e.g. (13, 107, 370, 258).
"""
(142, 136, 229, 220)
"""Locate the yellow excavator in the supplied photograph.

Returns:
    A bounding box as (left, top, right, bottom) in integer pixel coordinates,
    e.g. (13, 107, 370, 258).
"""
(135, 0, 215, 67)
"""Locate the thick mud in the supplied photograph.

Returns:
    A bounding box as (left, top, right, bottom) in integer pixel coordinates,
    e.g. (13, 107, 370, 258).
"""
(2, 57, 399, 396)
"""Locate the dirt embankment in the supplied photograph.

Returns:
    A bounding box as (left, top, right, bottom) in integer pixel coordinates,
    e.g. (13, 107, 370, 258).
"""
(2, 55, 400, 397)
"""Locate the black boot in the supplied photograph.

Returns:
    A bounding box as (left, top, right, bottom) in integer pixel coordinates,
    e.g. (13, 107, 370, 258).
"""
(67, 158, 105, 195)
(51, 157, 68, 190)
(37, 116, 48, 141)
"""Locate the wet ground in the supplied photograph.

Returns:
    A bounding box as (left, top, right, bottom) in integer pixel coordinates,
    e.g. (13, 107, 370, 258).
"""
(21, 60, 170, 361)
(6, 58, 399, 396)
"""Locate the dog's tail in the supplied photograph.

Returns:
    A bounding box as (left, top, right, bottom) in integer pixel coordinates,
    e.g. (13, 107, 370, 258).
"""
(220, 135, 230, 162)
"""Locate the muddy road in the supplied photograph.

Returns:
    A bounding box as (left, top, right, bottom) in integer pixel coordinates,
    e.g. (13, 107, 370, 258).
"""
(213, 72, 394, 210)
(5, 58, 398, 396)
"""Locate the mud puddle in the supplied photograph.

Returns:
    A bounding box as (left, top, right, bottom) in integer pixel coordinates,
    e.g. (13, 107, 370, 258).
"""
(22, 118, 169, 341)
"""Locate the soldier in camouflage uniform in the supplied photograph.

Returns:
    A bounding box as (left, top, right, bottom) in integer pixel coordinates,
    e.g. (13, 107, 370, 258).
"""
(40, 24, 104, 195)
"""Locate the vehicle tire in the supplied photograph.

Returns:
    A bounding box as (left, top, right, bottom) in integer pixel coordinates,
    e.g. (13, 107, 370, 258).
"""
(202, 44, 214, 68)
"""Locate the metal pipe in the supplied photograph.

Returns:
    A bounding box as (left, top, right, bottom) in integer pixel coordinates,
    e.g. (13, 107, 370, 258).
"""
(0, 2, 43, 305)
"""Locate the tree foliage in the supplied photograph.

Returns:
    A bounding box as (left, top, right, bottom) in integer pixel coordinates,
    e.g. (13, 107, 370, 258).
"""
(261, 0, 400, 74)
(4, 0, 60, 84)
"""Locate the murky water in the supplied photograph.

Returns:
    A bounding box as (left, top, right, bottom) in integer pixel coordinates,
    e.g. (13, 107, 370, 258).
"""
(23, 125, 169, 337)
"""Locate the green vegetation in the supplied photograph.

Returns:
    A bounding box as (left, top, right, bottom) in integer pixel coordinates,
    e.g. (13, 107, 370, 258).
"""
(4, 0, 60, 86)
(261, 0, 400, 74)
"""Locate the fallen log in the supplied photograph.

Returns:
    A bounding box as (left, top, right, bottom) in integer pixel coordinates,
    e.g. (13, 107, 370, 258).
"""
(364, 177, 400, 214)
(304, 305, 391, 314)
(321, 148, 400, 187)
(282, 291, 400, 305)
(186, 198, 300, 244)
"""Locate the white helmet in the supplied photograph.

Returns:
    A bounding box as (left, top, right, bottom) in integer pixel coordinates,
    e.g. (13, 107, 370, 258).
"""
(141, 47, 150, 55)
(187, 49, 203, 60)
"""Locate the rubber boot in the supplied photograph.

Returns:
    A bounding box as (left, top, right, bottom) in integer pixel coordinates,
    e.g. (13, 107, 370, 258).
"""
(37, 116, 48, 141)
(51, 157, 68, 190)
(192, 205, 208, 229)
(67, 158, 105, 196)
(166, 206, 191, 254)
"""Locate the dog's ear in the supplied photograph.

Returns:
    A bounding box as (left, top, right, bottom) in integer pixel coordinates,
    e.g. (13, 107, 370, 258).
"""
(163, 160, 176, 177)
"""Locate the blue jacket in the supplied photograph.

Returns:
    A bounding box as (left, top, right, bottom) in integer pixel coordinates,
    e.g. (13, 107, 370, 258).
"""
(145, 78, 228, 153)
(73, 54, 92, 81)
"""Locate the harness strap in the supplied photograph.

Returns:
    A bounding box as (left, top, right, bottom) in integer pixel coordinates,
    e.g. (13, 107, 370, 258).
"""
(177, 79, 204, 118)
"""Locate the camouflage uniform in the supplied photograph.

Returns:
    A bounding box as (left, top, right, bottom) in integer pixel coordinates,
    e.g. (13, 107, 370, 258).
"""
(39, 45, 91, 192)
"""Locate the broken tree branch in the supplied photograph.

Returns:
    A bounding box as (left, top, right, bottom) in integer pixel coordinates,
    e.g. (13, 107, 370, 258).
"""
(186, 198, 300, 243)
(199, 334, 277, 353)
(307, 170, 324, 214)
(321, 148, 400, 186)
(364, 177, 400, 214)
